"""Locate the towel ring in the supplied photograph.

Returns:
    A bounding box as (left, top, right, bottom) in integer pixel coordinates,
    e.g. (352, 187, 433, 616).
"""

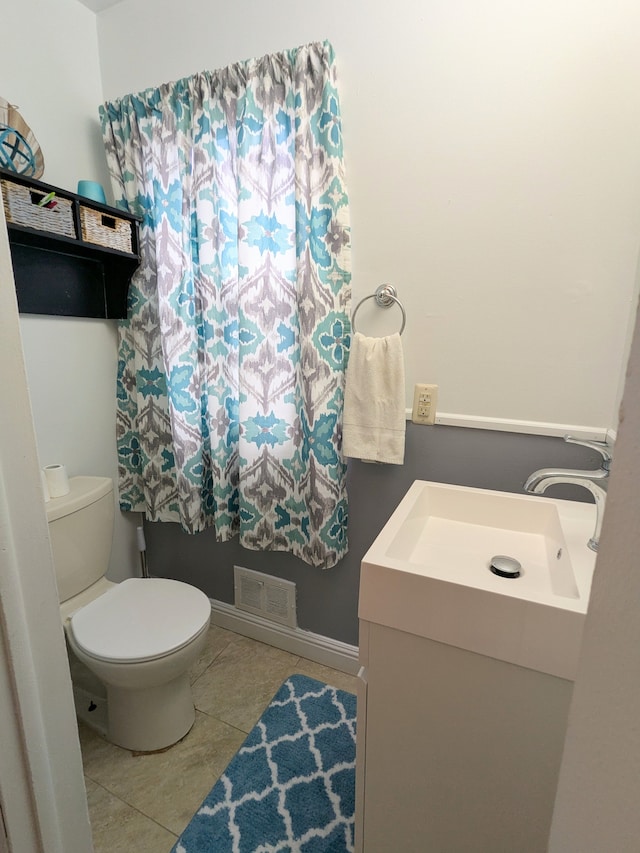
(351, 284, 406, 335)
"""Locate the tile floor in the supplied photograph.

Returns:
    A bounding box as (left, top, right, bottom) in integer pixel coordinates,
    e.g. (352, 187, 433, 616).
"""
(80, 624, 359, 852)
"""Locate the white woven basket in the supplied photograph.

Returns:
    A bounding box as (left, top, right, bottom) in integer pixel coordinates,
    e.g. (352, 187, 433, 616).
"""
(1, 180, 75, 237)
(80, 205, 133, 253)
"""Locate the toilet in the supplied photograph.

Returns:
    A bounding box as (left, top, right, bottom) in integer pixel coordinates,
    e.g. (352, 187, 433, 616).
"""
(47, 475, 211, 752)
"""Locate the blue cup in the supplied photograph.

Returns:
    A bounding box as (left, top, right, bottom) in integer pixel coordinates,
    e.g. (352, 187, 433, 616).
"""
(77, 180, 107, 204)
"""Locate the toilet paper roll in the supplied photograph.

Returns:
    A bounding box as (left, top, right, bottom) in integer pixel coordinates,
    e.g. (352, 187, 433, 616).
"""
(44, 464, 70, 498)
(41, 468, 50, 503)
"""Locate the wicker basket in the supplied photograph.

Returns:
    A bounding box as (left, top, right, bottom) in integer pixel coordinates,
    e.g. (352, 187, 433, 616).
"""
(79, 205, 133, 253)
(1, 180, 75, 238)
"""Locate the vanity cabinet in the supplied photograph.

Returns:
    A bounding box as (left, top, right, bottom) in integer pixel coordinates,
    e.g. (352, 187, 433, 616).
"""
(355, 620, 573, 853)
(353, 478, 597, 852)
(1, 169, 141, 319)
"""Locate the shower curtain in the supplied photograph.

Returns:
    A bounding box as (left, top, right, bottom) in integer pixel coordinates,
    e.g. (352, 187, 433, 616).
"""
(100, 41, 351, 568)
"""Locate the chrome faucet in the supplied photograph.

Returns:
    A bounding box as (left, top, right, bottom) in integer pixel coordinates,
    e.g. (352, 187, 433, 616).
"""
(523, 435, 613, 552)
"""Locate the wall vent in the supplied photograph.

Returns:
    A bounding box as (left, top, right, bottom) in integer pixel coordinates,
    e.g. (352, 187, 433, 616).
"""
(234, 566, 297, 629)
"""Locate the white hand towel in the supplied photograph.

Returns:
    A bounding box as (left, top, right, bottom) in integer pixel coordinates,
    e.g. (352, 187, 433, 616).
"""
(342, 332, 405, 465)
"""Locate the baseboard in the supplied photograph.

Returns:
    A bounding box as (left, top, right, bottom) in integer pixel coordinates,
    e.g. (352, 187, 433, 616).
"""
(209, 598, 360, 676)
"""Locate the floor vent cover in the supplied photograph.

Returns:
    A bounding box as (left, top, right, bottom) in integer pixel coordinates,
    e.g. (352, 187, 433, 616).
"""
(234, 566, 297, 629)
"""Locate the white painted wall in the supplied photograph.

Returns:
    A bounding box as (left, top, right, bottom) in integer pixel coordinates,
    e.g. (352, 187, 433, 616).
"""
(1, 0, 138, 581)
(95, 0, 640, 430)
(548, 304, 640, 850)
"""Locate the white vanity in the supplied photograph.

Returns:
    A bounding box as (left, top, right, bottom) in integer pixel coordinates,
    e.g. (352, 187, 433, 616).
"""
(354, 480, 597, 853)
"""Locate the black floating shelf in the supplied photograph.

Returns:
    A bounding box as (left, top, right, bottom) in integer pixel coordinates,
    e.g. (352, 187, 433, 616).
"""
(1, 168, 141, 319)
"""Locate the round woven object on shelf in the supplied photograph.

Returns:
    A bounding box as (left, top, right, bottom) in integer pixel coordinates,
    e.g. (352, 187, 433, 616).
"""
(0, 97, 44, 178)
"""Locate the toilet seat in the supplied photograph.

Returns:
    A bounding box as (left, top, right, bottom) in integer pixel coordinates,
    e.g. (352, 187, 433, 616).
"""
(69, 577, 211, 664)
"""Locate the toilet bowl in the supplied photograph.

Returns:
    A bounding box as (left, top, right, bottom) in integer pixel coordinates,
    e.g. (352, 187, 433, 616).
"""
(66, 577, 210, 751)
(47, 476, 211, 752)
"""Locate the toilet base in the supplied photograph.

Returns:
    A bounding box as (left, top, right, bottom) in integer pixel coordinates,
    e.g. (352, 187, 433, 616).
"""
(107, 671, 196, 752)
(64, 603, 210, 753)
(73, 684, 108, 738)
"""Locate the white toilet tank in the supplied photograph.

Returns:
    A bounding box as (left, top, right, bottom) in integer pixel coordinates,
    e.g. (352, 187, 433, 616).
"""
(46, 476, 114, 604)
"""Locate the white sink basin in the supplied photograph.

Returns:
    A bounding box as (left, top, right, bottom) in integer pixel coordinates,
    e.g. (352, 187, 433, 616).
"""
(359, 480, 598, 680)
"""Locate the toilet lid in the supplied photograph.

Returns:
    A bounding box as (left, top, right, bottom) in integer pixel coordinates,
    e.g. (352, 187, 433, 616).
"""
(69, 578, 211, 663)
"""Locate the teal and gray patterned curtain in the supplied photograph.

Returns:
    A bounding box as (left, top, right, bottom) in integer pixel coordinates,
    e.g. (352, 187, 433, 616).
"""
(100, 41, 351, 568)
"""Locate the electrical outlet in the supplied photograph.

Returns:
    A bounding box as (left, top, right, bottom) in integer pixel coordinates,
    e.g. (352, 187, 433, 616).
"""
(412, 383, 438, 425)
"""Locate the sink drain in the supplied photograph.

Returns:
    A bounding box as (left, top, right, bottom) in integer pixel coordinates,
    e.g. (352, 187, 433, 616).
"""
(489, 555, 521, 578)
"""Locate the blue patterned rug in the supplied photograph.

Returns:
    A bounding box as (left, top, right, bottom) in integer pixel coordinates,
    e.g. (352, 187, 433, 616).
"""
(171, 674, 357, 853)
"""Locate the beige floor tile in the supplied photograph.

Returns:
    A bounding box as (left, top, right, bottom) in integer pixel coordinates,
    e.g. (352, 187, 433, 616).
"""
(191, 633, 301, 732)
(189, 623, 236, 684)
(85, 776, 177, 853)
(80, 710, 246, 836)
(285, 658, 359, 695)
(79, 628, 360, 849)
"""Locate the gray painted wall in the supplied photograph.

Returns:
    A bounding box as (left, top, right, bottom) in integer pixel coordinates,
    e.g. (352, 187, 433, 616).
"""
(145, 424, 600, 646)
